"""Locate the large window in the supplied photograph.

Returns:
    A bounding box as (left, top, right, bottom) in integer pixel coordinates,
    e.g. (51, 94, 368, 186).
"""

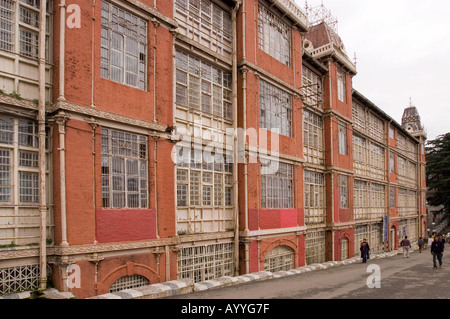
(261, 161, 293, 209)
(258, 2, 291, 66)
(101, 128, 148, 209)
(260, 79, 292, 137)
(302, 65, 322, 108)
(264, 245, 294, 272)
(339, 174, 348, 209)
(305, 230, 326, 265)
(175, 49, 232, 120)
(338, 121, 347, 155)
(304, 170, 325, 224)
(100, 1, 147, 90)
(175, 146, 233, 208)
(0, 116, 43, 204)
(0, 0, 52, 60)
(303, 110, 324, 164)
(174, 0, 232, 58)
(337, 68, 346, 102)
(0, 115, 51, 246)
(177, 242, 234, 283)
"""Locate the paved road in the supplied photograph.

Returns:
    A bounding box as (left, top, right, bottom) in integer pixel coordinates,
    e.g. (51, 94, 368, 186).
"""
(169, 250, 450, 299)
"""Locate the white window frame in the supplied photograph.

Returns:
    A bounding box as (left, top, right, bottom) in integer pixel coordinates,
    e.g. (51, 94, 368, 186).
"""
(302, 65, 323, 108)
(258, 2, 291, 66)
(264, 245, 294, 272)
(337, 68, 346, 102)
(100, 1, 148, 90)
(304, 170, 325, 224)
(175, 146, 233, 208)
(260, 79, 292, 137)
(261, 160, 294, 209)
(339, 174, 348, 209)
(101, 128, 148, 209)
(0, 0, 52, 61)
(175, 49, 233, 120)
(305, 230, 326, 265)
(177, 242, 234, 283)
(338, 121, 347, 155)
(303, 110, 324, 164)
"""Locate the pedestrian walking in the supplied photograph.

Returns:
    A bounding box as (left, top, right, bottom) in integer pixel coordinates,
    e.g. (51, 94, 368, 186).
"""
(400, 236, 412, 258)
(431, 236, 444, 269)
(360, 238, 370, 263)
(417, 237, 425, 253)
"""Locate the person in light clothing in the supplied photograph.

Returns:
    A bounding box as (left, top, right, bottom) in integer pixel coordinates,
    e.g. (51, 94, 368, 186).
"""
(400, 236, 411, 258)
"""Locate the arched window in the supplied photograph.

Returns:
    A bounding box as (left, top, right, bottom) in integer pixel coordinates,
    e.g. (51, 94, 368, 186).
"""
(264, 246, 294, 272)
(109, 274, 149, 293)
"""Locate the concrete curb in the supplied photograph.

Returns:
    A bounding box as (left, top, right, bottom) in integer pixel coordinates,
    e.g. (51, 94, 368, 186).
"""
(0, 250, 401, 299)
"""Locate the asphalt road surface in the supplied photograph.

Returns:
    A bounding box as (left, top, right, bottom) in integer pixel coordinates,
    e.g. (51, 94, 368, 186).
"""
(168, 249, 449, 299)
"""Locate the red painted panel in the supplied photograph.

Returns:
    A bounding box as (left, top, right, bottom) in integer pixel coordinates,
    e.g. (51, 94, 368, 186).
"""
(96, 209, 157, 243)
(280, 209, 298, 228)
(259, 209, 298, 230)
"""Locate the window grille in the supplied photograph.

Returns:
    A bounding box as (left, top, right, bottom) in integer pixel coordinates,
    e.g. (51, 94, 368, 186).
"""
(0, 264, 39, 295)
(337, 69, 346, 102)
(109, 274, 149, 293)
(260, 79, 292, 137)
(339, 175, 348, 208)
(258, 2, 291, 66)
(101, 128, 148, 209)
(303, 110, 324, 164)
(175, 146, 233, 208)
(177, 242, 234, 283)
(302, 65, 322, 108)
(175, 50, 232, 120)
(174, 0, 232, 58)
(367, 112, 384, 143)
(264, 245, 294, 272)
(305, 231, 325, 265)
(353, 179, 367, 220)
(304, 171, 325, 224)
(398, 188, 417, 217)
(352, 101, 365, 132)
(369, 183, 385, 219)
(100, 1, 147, 90)
(261, 161, 293, 209)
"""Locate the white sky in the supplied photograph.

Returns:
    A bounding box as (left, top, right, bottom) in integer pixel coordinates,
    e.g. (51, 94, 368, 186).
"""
(294, 0, 450, 141)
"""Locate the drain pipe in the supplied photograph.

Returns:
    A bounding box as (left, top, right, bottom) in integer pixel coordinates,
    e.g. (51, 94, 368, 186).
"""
(38, 0, 48, 291)
(232, 0, 241, 277)
(58, 0, 66, 101)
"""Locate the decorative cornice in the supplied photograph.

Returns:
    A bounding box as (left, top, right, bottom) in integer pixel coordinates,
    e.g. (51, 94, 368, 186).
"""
(47, 101, 168, 133)
(0, 94, 38, 112)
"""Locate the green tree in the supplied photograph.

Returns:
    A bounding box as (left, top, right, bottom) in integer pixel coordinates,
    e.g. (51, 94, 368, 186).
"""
(426, 133, 450, 216)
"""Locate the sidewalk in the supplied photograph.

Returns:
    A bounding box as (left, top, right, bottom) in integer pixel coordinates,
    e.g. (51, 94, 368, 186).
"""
(0, 250, 400, 299)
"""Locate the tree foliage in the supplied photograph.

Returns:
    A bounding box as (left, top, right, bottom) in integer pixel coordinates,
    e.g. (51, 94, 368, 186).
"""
(425, 133, 450, 215)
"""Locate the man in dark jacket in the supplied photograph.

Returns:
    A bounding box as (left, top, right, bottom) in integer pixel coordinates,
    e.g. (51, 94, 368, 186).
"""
(360, 238, 370, 263)
(431, 236, 444, 269)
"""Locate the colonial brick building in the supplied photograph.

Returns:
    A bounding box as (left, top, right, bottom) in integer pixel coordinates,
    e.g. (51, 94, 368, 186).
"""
(0, 0, 426, 298)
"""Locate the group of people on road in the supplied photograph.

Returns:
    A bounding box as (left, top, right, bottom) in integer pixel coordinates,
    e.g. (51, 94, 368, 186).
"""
(360, 234, 445, 269)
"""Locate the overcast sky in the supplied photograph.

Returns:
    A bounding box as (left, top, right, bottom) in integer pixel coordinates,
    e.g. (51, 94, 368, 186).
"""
(294, 0, 450, 141)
